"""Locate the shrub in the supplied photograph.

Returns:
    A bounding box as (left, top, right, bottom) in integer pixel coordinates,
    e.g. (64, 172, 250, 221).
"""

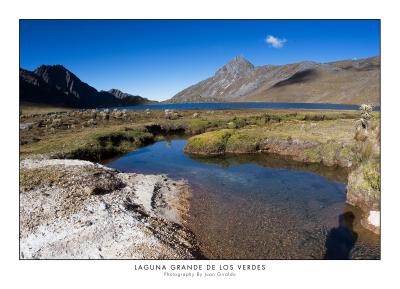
(354, 130, 368, 142)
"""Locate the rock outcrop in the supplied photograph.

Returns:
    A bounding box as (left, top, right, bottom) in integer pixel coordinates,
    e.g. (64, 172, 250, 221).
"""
(20, 158, 201, 259)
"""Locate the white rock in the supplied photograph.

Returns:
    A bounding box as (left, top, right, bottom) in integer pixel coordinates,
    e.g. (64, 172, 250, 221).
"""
(368, 210, 380, 227)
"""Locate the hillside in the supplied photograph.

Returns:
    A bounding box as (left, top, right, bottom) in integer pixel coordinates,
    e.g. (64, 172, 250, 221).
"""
(20, 65, 155, 108)
(168, 56, 380, 105)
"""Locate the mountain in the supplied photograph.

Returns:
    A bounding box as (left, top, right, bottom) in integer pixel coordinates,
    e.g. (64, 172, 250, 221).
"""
(168, 56, 380, 105)
(20, 68, 79, 107)
(20, 65, 155, 108)
(104, 89, 157, 106)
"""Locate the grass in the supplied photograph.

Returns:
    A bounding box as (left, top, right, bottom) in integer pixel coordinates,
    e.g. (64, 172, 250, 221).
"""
(347, 119, 380, 211)
(19, 106, 381, 233)
(184, 129, 233, 155)
(185, 119, 359, 166)
(144, 110, 365, 136)
(20, 103, 73, 115)
(225, 130, 261, 153)
(20, 124, 154, 161)
(20, 108, 379, 167)
(347, 160, 380, 209)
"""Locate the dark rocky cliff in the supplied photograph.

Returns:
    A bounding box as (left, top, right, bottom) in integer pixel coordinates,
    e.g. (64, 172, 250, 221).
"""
(20, 65, 155, 108)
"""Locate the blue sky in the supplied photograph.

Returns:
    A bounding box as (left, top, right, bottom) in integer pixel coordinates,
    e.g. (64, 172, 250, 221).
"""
(20, 20, 380, 101)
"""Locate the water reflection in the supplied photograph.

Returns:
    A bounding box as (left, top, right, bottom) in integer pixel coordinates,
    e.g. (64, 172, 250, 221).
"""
(188, 153, 349, 183)
(105, 139, 379, 259)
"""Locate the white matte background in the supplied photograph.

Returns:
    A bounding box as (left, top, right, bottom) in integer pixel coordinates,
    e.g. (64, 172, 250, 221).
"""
(0, 0, 399, 287)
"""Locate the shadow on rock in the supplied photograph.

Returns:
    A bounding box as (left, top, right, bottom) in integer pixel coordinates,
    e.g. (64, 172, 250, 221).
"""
(324, 212, 358, 260)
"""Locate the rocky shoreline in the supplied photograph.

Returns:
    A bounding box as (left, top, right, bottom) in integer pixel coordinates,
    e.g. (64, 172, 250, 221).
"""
(20, 158, 202, 259)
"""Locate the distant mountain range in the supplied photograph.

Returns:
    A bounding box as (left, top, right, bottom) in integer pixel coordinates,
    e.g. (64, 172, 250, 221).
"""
(20, 65, 155, 108)
(168, 56, 380, 105)
(20, 56, 380, 109)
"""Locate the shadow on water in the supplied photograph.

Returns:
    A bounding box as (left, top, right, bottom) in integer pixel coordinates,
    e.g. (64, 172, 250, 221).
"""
(324, 212, 358, 259)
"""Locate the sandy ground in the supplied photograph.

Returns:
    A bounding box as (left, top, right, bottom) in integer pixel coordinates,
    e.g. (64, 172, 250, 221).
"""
(20, 158, 201, 259)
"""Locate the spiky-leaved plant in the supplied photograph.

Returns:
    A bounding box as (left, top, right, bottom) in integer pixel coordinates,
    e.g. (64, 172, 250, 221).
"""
(355, 104, 373, 131)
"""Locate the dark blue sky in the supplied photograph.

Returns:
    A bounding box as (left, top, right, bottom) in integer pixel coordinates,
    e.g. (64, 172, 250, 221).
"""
(20, 20, 380, 101)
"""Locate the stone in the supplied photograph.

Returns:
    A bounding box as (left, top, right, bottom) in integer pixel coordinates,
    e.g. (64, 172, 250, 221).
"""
(87, 119, 97, 126)
(227, 122, 236, 129)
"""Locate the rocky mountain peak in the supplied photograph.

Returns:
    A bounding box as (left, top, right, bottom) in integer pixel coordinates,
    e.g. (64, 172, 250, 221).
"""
(169, 55, 380, 105)
(20, 66, 155, 108)
(34, 64, 70, 77)
(33, 64, 79, 90)
(108, 88, 125, 98)
(107, 88, 138, 99)
(216, 56, 255, 77)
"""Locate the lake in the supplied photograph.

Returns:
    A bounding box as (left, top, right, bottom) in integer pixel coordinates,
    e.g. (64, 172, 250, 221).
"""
(105, 138, 380, 259)
(108, 102, 380, 111)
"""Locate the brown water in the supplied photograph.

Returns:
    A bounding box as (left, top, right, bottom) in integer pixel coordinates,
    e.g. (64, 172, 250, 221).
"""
(106, 139, 380, 259)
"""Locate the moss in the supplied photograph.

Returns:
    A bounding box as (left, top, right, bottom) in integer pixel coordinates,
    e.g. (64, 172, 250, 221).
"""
(303, 147, 322, 163)
(347, 159, 380, 211)
(225, 130, 260, 153)
(184, 129, 233, 155)
(337, 144, 356, 165)
(20, 168, 67, 192)
(363, 161, 381, 193)
(185, 118, 363, 167)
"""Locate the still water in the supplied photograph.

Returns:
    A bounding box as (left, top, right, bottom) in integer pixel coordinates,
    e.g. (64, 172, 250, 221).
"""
(106, 139, 380, 259)
(109, 102, 373, 111)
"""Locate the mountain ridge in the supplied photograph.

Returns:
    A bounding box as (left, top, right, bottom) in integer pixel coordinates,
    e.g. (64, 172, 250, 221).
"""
(168, 56, 380, 105)
(20, 65, 155, 108)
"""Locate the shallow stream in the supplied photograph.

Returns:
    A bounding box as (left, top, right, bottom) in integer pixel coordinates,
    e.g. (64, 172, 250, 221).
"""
(106, 138, 380, 259)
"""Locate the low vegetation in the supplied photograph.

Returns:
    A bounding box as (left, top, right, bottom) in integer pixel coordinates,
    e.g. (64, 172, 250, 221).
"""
(21, 125, 154, 162)
(19, 106, 380, 234)
(20, 109, 366, 162)
(347, 105, 380, 215)
(20, 102, 73, 114)
(185, 119, 363, 167)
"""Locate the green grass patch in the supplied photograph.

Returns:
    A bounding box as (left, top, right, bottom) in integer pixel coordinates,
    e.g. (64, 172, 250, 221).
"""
(184, 129, 233, 155)
(225, 130, 261, 153)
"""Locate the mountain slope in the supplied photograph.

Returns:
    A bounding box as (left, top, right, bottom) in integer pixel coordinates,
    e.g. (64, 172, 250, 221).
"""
(20, 68, 79, 107)
(20, 65, 155, 108)
(104, 89, 157, 106)
(169, 56, 380, 105)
